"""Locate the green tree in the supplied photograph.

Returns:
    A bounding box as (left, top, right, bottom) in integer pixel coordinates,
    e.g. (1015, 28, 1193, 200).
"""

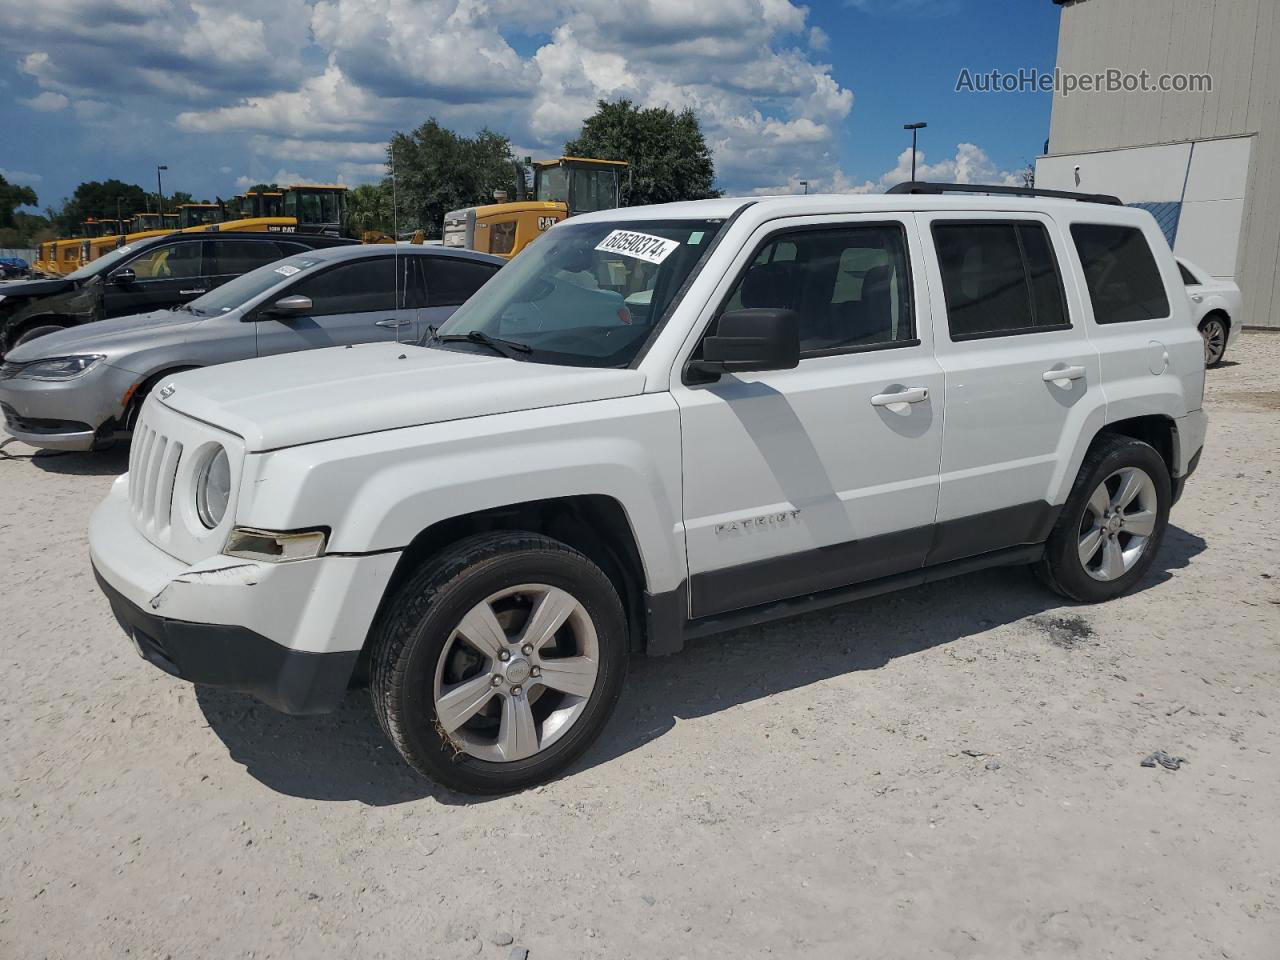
(387, 119, 517, 237)
(1, 175, 39, 230)
(346, 182, 395, 236)
(564, 99, 719, 206)
(52, 179, 149, 233)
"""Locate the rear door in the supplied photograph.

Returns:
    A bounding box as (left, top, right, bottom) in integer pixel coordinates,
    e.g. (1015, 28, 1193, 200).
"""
(673, 213, 944, 619)
(203, 239, 296, 293)
(252, 255, 415, 357)
(917, 212, 1103, 563)
(104, 239, 208, 317)
(418, 255, 502, 336)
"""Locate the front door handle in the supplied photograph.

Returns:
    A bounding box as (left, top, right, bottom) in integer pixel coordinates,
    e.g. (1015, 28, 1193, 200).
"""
(1043, 365, 1086, 385)
(180, 288, 207, 295)
(375, 317, 413, 328)
(870, 386, 929, 407)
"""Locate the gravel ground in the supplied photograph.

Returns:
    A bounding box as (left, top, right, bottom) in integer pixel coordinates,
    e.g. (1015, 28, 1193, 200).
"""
(2, 334, 1278, 960)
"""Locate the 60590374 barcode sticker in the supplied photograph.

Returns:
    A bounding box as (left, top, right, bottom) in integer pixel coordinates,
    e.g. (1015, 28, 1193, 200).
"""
(594, 229, 680, 265)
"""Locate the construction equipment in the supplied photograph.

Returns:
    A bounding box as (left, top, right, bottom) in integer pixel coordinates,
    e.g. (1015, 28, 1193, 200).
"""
(443, 157, 627, 259)
(176, 203, 223, 229)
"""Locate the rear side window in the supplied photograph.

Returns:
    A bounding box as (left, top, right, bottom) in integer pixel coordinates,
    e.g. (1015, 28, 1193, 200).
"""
(289, 258, 396, 315)
(721, 223, 916, 355)
(425, 258, 500, 307)
(213, 240, 288, 276)
(932, 222, 1069, 339)
(1178, 261, 1199, 286)
(1071, 224, 1170, 324)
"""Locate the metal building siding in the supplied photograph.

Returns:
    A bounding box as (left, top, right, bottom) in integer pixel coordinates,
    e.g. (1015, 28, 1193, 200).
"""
(1048, 0, 1280, 328)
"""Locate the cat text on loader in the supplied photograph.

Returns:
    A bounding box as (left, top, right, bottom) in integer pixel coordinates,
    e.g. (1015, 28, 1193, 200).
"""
(442, 157, 627, 258)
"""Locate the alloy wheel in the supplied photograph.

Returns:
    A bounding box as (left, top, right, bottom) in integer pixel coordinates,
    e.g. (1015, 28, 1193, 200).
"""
(1201, 318, 1226, 366)
(1077, 466, 1158, 582)
(432, 583, 599, 762)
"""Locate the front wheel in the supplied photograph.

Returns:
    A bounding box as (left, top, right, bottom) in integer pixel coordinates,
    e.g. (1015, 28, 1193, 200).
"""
(370, 531, 628, 794)
(1037, 435, 1171, 603)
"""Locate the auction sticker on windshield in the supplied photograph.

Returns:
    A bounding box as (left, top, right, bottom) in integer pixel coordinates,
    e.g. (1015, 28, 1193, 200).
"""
(595, 230, 680, 265)
(274, 264, 302, 277)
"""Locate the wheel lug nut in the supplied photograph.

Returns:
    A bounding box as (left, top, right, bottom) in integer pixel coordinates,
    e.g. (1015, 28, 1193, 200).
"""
(511, 686, 522, 697)
(521, 644, 533, 656)
(531, 666, 541, 678)
(491, 675, 503, 687)
(499, 650, 511, 662)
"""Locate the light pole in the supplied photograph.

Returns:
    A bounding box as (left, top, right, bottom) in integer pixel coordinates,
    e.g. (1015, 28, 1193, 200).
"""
(115, 196, 123, 229)
(799, 179, 809, 195)
(156, 164, 168, 213)
(903, 122, 927, 182)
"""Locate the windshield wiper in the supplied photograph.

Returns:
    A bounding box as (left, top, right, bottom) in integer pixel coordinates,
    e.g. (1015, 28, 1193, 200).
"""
(433, 329, 531, 360)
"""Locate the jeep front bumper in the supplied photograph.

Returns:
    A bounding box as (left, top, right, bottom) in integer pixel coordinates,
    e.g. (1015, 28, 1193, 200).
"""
(89, 474, 400, 715)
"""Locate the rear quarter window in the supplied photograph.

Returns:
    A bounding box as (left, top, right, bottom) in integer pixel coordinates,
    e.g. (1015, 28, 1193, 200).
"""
(1071, 224, 1170, 324)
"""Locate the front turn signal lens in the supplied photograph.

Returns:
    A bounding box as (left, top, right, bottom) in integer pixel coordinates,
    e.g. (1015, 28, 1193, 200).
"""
(224, 527, 328, 563)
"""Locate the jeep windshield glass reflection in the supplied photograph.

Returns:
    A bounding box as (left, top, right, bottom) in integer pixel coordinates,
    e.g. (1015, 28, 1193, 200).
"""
(430, 219, 723, 367)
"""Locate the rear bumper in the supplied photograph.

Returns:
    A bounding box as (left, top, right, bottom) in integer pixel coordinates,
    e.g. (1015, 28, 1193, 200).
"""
(94, 566, 358, 715)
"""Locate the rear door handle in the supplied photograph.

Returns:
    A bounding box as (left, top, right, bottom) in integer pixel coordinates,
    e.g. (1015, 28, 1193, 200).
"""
(1043, 365, 1086, 384)
(1191, 294, 1204, 303)
(180, 288, 206, 295)
(870, 386, 929, 406)
(375, 317, 413, 328)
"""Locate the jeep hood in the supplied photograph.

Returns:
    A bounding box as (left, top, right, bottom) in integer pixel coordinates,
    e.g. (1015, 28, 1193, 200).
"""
(158, 341, 648, 451)
(0, 276, 76, 301)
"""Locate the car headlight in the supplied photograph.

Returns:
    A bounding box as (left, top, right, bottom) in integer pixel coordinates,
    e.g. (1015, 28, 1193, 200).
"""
(195, 446, 231, 529)
(14, 355, 105, 380)
(225, 527, 328, 563)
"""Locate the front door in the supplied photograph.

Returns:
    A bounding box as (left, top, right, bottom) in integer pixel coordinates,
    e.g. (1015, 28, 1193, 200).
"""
(253, 255, 417, 357)
(917, 213, 1102, 563)
(104, 239, 208, 317)
(673, 214, 945, 619)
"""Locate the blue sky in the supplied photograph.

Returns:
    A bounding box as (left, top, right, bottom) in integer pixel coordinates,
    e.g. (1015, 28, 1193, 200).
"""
(0, 0, 1061, 213)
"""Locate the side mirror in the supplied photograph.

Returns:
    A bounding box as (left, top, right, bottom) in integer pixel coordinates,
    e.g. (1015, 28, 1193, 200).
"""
(266, 295, 313, 317)
(109, 268, 136, 285)
(689, 308, 800, 376)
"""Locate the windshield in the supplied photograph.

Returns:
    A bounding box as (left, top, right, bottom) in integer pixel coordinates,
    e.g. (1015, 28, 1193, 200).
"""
(185, 255, 320, 315)
(64, 243, 139, 281)
(431, 218, 722, 367)
(536, 167, 569, 205)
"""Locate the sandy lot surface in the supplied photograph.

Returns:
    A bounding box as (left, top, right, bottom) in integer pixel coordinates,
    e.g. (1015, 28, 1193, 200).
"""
(2, 335, 1278, 960)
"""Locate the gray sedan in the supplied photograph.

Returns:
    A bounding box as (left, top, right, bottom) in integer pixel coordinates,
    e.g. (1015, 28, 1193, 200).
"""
(0, 245, 503, 451)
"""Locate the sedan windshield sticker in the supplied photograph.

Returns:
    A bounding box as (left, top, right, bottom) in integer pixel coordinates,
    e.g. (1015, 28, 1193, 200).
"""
(595, 229, 680, 265)
(274, 264, 302, 277)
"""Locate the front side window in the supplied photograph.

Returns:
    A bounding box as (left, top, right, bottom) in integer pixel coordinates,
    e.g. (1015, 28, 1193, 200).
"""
(720, 223, 915, 354)
(433, 218, 722, 367)
(933, 221, 1069, 339)
(288, 257, 396, 315)
(1071, 223, 1170, 324)
(187, 255, 320, 315)
(127, 241, 204, 280)
(571, 168, 619, 214)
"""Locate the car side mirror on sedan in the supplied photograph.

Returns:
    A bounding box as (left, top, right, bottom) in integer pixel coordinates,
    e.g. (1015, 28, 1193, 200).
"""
(108, 268, 136, 285)
(266, 295, 313, 318)
(689, 308, 801, 376)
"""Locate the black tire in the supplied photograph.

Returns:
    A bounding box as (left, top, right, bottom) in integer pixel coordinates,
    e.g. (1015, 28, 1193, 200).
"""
(1036, 434, 1171, 603)
(370, 531, 628, 794)
(1199, 315, 1228, 366)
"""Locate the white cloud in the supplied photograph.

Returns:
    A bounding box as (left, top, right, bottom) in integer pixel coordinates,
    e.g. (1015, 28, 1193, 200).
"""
(753, 143, 1024, 195)
(24, 90, 69, 111)
(0, 167, 43, 184)
(808, 26, 830, 50)
(176, 62, 380, 136)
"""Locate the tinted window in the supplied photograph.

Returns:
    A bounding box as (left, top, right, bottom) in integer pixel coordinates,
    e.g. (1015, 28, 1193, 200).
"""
(933, 222, 1068, 339)
(1071, 224, 1170, 324)
(1178, 261, 1199, 286)
(127, 241, 204, 280)
(289, 258, 396, 315)
(213, 240, 289, 275)
(426, 257, 500, 306)
(722, 224, 915, 354)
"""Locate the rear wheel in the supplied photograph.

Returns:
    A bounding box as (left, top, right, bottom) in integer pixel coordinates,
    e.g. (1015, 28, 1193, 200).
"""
(370, 531, 628, 794)
(1037, 435, 1171, 603)
(1200, 315, 1228, 366)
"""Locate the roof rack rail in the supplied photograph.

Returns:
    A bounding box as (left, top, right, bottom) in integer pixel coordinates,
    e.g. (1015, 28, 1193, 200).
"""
(887, 181, 1123, 206)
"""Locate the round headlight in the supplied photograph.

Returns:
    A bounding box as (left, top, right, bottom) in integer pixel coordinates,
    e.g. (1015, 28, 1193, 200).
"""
(195, 446, 231, 529)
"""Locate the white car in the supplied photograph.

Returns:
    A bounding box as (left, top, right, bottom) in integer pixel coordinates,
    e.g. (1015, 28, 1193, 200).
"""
(1178, 257, 1242, 366)
(90, 184, 1207, 794)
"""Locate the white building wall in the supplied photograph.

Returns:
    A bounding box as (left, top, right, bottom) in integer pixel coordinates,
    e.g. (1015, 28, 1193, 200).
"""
(1042, 0, 1280, 329)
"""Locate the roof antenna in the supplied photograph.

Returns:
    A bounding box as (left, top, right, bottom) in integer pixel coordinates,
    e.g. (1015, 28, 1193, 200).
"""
(391, 149, 402, 344)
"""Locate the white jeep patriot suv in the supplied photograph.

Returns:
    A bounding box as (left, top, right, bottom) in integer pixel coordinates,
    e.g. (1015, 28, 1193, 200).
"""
(90, 184, 1207, 793)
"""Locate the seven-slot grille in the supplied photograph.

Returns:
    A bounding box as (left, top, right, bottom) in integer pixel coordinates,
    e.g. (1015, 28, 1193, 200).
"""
(128, 419, 183, 537)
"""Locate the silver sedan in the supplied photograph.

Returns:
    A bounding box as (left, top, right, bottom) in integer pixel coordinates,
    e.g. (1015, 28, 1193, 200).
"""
(0, 245, 503, 451)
